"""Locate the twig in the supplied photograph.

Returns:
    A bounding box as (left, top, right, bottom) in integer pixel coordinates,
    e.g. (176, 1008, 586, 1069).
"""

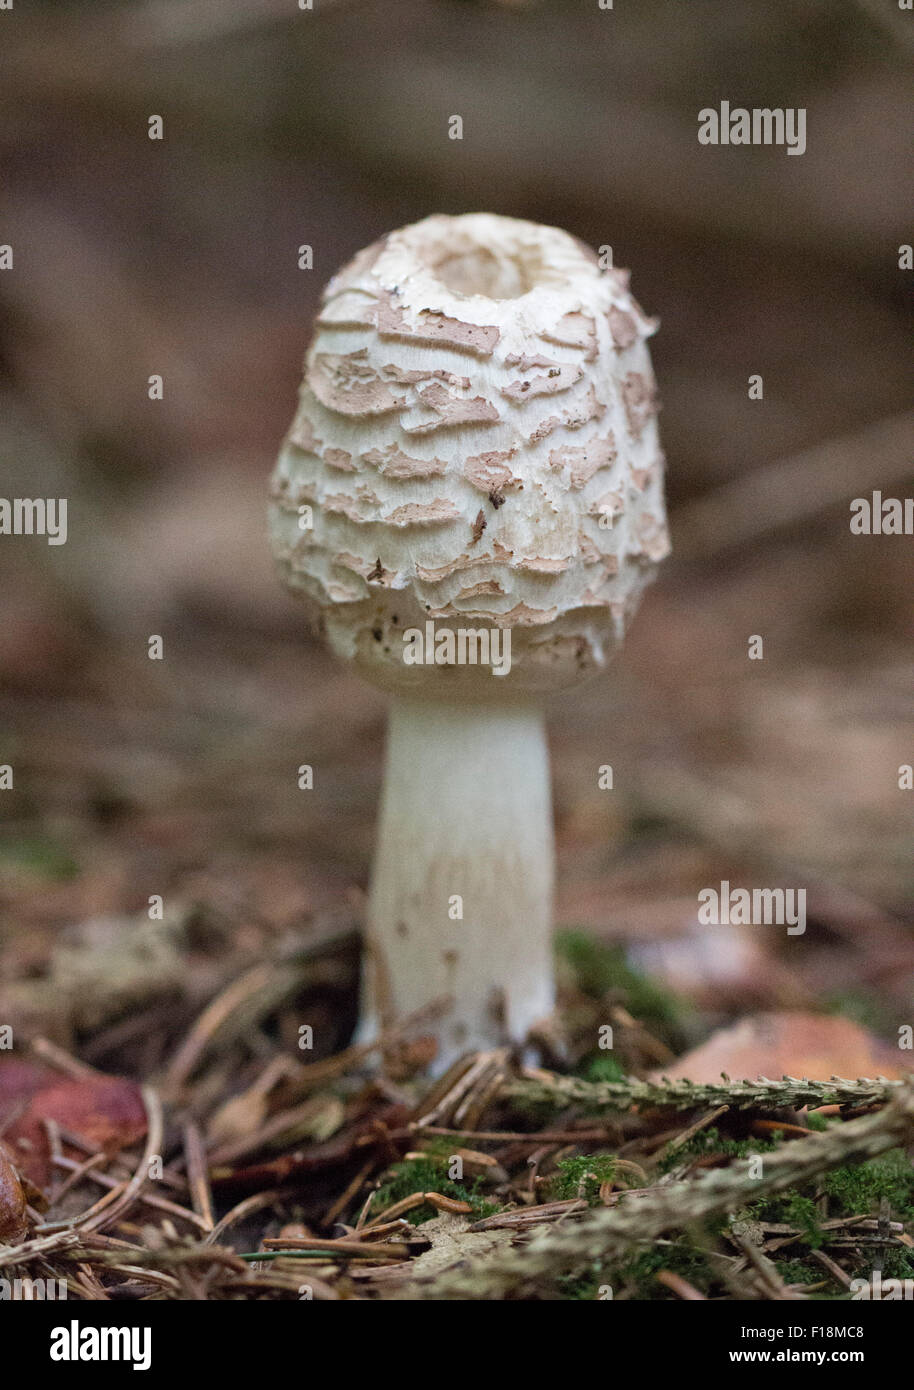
(0, 1229, 82, 1271)
(361, 1192, 428, 1227)
(30, 1036, 102, 1080)
(46, 1155, 208, 1232)
(221, 1268, 341, 1298)
(729, 1224, 806, 1301)
(46, 1151, 109, 1207)
(415, 1080, 914, 1298)
(206, 1189, 284, 1246)
(656, 1269, 706, 1300)
(468, 1199, 587, 1232)
(504, 1070, 904, 1115)
(183, 1122, 215, 1232)
(414, 1123, 617, 1143)
(252, 1236, 411, 1262)
(80, 1086, 163, 1235)
(322, 1156, 376, 1227)
(277, 996, 450, 1098)
(655, 1106, 729, 1165)
(810, 1249, 854, 1291)
(416, 1050, 511, 1129)
(163, 964, 279, 1090)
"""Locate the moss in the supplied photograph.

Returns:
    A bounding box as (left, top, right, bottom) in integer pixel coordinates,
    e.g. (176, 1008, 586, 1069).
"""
(576, 1052, 628, 1084)
(752, 1149, 914, 1273)
(776, 1259, 826, 1287)
(614, 1237, 715, 1299)
(559, 1138, 914, 1299)
(657, 1126, 782, 1174)
(555, 929, 689, 1041)
(497, 1088, 556, 1127)
(880, 1246, 914, 1280)
(557, 1260, 616, 1300)
(0, 835, 78, 881)
(743, 1186, 824, 1244)
(779, 1243, 914, 1293)
(549, 1153, 619, 1204)
(823, 1149, 914, 1222)
(780, 1193, 824, 1248)
(371, 1153, 497, 1225)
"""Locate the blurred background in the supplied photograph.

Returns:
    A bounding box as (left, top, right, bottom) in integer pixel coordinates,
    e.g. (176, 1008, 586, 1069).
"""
(0, 0, 911, 1075)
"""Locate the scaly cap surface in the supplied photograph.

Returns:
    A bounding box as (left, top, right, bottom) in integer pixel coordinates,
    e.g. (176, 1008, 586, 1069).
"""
(269, 212, 670, 695)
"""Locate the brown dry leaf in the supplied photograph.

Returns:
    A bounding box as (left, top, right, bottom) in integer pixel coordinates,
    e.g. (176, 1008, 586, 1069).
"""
(652, 1012, 906, 1085)
(398, 1212, 516, 1281)
(0, 1065, 147, 1188)
(0, 1058, 55, 1110)
(206, 1088, 272, 1149)
(0, 1141, 29, 1244)
(281, 1093, 346, 1147)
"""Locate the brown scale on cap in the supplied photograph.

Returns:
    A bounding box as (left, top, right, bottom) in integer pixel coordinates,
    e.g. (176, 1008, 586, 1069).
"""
(269, 212, 669, 696)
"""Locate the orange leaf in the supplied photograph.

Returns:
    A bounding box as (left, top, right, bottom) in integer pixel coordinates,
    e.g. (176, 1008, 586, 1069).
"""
(652, 1012, 906, 1086)
(0, 1141, 29, 1244)
(0, 1064, 146, 1189)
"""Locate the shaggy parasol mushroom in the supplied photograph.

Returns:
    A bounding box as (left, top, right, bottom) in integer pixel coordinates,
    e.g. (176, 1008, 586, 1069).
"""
(269, 212, 669, 1070)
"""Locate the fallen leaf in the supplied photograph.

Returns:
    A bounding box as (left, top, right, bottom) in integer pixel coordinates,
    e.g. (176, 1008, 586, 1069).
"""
(397, 1212, 516, 1281)
(0, 1064, 147, 1188)
(652, 1012, 906, 1085)
(0, 1142, 29, 1244)
(0, 1058, 55, 1108)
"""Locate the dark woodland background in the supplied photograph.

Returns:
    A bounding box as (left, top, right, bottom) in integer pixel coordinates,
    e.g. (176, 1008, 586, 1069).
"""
(0, 0, 912, 1080)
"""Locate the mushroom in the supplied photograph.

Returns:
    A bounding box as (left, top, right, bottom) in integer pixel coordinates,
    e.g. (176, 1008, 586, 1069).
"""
(269, 212, 669, 1071)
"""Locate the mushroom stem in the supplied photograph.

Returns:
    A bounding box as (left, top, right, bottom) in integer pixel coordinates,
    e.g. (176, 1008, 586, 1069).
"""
(363, 695, 555, 1070)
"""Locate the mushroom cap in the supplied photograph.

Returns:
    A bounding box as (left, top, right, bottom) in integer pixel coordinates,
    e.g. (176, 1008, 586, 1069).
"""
(269, 212, 670, 697)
